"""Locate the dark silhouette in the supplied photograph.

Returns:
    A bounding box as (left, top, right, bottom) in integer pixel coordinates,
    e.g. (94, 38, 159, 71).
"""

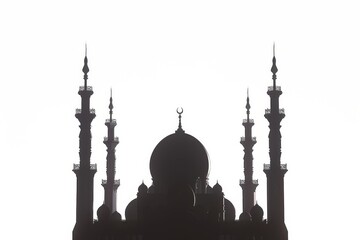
(72, 47, 288, 240)
(101, 89, 120, 215)
(263, 45, 288, 240)
(240, 89, 259, 214)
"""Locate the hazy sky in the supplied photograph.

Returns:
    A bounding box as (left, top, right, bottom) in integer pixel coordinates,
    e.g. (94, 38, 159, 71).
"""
(1, 1, 360, 240)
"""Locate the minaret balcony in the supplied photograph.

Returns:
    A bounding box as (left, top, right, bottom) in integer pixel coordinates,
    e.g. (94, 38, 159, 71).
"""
(102, 179, 120, 185)
(73, 164, 80, 170)
(240, 179, 258, 185)
(104, 136, 119, 142)
(105, 119, 117, 125)
(240, 137, 257, 142)
(75, 108, 96, 114)
(242, 119, 254, 123)
(268, 86, 281, 91)
(265, 108, 285, 115)
(79, 86, 93, 92)
(263, 163, 287, 170)
(73, 163, 97, 170)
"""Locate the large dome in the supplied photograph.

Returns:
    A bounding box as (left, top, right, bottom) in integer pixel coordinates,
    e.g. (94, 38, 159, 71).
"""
(150, 131, 209, 185)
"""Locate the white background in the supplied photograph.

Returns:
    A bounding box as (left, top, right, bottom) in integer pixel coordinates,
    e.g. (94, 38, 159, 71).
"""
(1, 1, 359, 240)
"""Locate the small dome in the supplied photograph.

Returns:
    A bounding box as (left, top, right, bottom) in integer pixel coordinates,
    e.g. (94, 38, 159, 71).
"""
(150, 132, 209, 186)
(138, 182, 148, 195)
(125, 199, 137, 221)
(97, 204, 110, 222)
(239, 211, 252, 222)
(206, 185, 213, 193)
(213, 182, 222, 193)
(148, 184, 155, 193)
(250, 203, 264, 222)
(110, 211, 122, 221)
(224, 198, 236, 221)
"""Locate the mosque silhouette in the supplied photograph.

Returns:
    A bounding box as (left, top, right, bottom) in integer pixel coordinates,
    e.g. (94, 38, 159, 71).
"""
(73, 48, 288, 240)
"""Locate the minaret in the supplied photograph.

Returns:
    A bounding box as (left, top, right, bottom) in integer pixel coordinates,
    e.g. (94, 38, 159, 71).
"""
(263, 45, 288, 240)
(239, 89, 258, 214)
(102, 90, 120, 213)
(73, 48, 97, 240)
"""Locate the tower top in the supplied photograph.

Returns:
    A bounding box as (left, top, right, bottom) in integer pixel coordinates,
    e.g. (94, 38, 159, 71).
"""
(246, 88, 250, 120)
(176, 107, 184, 133)
(271, 43, 278, 86)
(82, 45, 89, 87)
(109, 88, 114, 121)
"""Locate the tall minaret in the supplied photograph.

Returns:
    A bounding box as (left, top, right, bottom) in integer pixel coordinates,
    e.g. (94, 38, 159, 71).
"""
(102, 90, 120, 213)
(263, 46, 288, 240)
(240, 90, 258, 214)
(73, 48, 97, 240)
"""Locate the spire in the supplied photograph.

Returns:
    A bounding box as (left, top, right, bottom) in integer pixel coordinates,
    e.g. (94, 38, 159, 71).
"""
(175, 107, 184, 133)
(246, 88, 250, 121)
(271, 43, 278, 87)
(82, 44, 89, 88)
(109, 88, 113, 121)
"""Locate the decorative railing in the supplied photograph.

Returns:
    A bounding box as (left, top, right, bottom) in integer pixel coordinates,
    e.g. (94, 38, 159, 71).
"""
(265, 108, 285, 114)
(104, 137, 119, 142)
(79, 86, 93, 91)
(73, 164, 97, 170)
(75, 108, 96, 114)
(242, 119, 254, 123)
(102, 179, 120, 185)
(105, 119, 117, 124)
(240, 137, 256, 142)
(268, 86, 281, 91)
(263, 164, 287, 170)
(240, 179, 258, 185)
(264, 164, 270, 170)
(281, 164, 287, 170)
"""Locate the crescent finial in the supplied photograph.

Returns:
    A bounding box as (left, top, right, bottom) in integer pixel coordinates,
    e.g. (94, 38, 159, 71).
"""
(176, 107, 183, 115)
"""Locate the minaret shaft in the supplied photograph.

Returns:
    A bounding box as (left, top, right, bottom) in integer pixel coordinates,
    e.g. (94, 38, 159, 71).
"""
(73, 54, 97, 240)
(240, 95, 258, 213)
(264, 52, 288, 240)
(102, 96, 120, 213)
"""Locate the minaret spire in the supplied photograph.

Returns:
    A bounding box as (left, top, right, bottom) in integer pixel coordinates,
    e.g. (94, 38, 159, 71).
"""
(109, 88, 113, 121)
(246, 88, 250, 121)
(271, 43, 278, 88)
(240, 90, 258, 214)
(82, 44, 89, 88)
(264, 47, 288, 240)
(73, 50, 97, 240)
(102, 90, 120, 214)
(175, 107, 184, 133)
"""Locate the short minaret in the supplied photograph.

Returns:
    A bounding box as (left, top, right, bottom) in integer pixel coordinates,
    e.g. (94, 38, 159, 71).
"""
(239, 90, 258, 214)
(263, 46, 288, 240)
(102, 90, 120, 213)
(73, 49, 97, 240)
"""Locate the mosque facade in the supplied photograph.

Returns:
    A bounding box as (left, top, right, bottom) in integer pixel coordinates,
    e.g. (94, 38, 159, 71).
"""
(72, 51, 288, 240)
